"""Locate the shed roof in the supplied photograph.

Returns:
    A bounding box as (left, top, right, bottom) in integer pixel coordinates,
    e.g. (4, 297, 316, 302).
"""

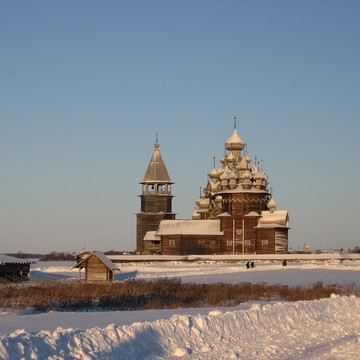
(0, 254, 36, 265)
(143, 231, 161, 241)
(156, 219, 223, 236)
(71, 251, 118, 271)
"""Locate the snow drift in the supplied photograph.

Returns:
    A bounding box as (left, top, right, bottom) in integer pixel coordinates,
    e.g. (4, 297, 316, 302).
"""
(1, 295, 360, 360)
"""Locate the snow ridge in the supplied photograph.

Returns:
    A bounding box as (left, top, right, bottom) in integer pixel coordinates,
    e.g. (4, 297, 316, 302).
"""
(1, 296, 360, 360)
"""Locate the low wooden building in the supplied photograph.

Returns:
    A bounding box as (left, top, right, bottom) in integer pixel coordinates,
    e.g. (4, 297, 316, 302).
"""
(72, 251, 118, 282)
(157, 219, 223, 255)
(0, 254, 36, 281)
(143, 231, 162, 254)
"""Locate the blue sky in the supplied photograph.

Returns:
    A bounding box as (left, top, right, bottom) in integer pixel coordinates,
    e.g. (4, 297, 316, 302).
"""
(1, 1, 359, 253)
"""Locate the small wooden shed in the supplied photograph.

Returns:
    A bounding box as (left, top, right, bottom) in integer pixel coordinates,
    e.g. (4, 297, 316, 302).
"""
(0, 254, 36, 281)
(71, 251, 118, 282)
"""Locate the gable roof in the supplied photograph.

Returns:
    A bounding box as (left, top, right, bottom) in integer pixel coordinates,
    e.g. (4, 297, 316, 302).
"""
(156, 219, 223, 236)
(71, 251, 118, 271)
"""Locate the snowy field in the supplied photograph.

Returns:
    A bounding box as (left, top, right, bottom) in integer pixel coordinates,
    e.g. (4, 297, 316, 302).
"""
(1, 258, 360, 359)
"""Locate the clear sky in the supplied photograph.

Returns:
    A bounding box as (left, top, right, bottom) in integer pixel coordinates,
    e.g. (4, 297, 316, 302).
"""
(1, 1, 359, 254)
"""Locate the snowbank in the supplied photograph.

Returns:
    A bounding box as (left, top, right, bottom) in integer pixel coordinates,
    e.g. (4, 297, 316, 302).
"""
(1, 296, 360, 359)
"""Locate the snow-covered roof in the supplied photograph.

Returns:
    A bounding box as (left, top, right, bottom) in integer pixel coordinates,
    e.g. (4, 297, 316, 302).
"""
(259, 210, 289, 226)
(72, 251, 118, 271)
(0, 254, 36, 265)
(217, 212, 231, 217)
(194, 208, 209, 213)
(156, 220, 223, 236)
(143, 231, 160, 241)
(245, 211, 261, 217)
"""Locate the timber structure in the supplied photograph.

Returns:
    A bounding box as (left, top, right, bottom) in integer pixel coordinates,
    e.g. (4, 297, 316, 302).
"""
(138, 119, 290, 255)
(0, 254, 35, 281)
(72, 250, 118, 282)
(136, 135, 175, 254)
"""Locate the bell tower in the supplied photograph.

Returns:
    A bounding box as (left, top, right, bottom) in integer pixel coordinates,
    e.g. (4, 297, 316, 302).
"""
(136, 135, 175, 253)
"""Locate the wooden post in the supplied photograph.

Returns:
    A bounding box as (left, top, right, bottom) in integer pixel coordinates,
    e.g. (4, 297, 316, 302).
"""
(232, 219, 235, 255)
(242, 218, 245, 255)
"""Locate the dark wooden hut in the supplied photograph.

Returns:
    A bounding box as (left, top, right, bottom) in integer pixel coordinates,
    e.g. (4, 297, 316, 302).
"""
(0, 254, 36, 281)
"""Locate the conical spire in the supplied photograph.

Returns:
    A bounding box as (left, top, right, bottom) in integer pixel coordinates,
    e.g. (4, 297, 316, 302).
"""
(142, 135, 172, 183)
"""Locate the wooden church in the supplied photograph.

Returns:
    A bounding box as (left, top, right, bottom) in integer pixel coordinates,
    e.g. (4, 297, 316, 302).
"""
(137, 120, 289, 255)
(136, 135, 176, 254)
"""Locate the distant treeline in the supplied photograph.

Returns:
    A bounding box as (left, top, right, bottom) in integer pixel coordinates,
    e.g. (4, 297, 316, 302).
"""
(39, 252, 75, 261)
(6, 250, 134, 261)
(6, 252, 43, 259)
(6, 252, 75, 261)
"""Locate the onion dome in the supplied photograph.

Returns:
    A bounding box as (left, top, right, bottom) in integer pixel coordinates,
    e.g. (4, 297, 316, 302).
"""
(254, 170, 264, 181)
(208, 166, 219, 179)
(208, 157, 219, 179)
(199, 197, 210, 209)
(267, 197, 277, 213)
(195, 196, 201, 206)
(220, 150, 227, 164)
(227, 150, 235, 164)
(237, 156, 248, 171)
(225, 129, 245, 151)
(241, 169, 252, 190)
(242, 169, 252, 180)
(229, 169, 237, 180)
(220, 166, 230, 181)
(210, 180, 220, 192)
